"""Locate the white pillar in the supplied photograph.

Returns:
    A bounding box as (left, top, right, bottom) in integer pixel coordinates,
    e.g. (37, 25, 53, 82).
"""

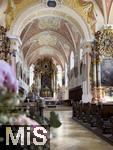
(82, 42, 92, 103)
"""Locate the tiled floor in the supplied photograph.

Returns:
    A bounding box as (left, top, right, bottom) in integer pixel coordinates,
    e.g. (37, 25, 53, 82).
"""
(45, 108, 113, 150)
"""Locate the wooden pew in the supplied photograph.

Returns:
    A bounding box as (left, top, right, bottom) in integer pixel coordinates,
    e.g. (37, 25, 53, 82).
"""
(81, 103, 90, 123)
(100, 103, 113, 134)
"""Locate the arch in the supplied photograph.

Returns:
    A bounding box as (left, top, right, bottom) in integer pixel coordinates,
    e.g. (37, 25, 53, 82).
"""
(27, 46, 65, 69)
(25, 44, 67, 63)
(9, 4, 92, 41)
(22, 30, 72, 61)
(70, 51, 75, 70)
(57, 65, 63, 87)
(29, 54, 64, 70)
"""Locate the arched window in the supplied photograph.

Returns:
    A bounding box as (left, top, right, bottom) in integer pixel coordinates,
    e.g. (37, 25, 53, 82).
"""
(57, 65, 62, 87)
(30, 65, 34, 87)
(65, 63, 68, 87)
(70, 51, 74, 70)
(80, 48, 83, 60)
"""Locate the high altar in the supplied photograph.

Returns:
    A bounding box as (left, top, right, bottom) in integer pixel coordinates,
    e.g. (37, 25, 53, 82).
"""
(34, 57, 57, 98)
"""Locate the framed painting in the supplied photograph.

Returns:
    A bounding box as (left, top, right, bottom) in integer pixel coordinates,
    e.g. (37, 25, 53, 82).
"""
(101, 59, 113, 86)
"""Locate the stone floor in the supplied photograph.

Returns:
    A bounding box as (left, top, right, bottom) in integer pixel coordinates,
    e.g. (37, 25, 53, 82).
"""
(45, 108, 113, 150)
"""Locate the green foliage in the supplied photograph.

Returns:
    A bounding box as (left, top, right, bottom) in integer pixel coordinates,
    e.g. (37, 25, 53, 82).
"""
(50, 111, 62, 128)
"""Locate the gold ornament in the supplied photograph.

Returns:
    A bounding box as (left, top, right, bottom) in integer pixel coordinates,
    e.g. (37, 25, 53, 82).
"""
(4, 0, 95, 32)
(64, 0, 96, 32)
(5, 0, 15, 30)
(95, 26, 113, 57)
(0, 25, 11, 62)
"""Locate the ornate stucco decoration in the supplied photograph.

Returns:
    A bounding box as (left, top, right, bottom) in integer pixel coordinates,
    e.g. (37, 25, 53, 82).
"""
(42, 0, 63, 6)
(38, 33, 57, 46)
(5, 0, 15, 30)
(31, 82, 38, 92)
(0, 25, 11, 63)
(5, 0, 95, 33)
(38, 17, 61, 30)
(5, 0, 39, 30)
(95, 26, 113, 57)
(63, 0, 96, 32)
(34, 57, 56, 97)
(34, 57, 56, 77)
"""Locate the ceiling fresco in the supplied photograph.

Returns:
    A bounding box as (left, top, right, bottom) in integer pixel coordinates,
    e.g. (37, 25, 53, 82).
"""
(20, 17, 74, 46)
(20, 16, 78, 67)
(95, 0, 113, 23)
(3, 0, 113, 68)
(6, 0, 96, 31)
(4, 0, 113, 30)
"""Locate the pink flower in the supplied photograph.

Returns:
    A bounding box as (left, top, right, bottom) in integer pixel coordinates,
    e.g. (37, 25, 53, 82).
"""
(0, 70, 5, 87)
(0, 60, 18, 93)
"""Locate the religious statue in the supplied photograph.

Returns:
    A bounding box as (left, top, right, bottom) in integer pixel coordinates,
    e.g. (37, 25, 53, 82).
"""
(82, 1, 95, 32)
(64, 0, 96, 32)
(5, 0, 15, 30)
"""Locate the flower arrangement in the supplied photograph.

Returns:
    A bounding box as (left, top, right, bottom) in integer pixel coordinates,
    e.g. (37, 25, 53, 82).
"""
(0, 60, 18, 124)
(0, 60, 39, 126)
(0, 60, 18, 93)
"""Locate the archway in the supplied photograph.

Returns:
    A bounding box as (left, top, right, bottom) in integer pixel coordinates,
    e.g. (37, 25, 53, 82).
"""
(9, 4, 92, 40)
(8, 2, 93, 101)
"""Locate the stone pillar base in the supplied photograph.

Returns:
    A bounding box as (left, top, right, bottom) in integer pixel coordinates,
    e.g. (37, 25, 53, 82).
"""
(82, 94, 92, 103)
(92, 86, 105, 103)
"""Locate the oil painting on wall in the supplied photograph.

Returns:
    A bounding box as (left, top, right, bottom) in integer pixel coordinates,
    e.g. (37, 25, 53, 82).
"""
(101, 59, 113, 86)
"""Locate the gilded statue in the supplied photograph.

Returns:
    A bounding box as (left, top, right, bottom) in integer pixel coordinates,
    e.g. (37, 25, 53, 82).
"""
(5, 0, 15, 30)
(82, 1, 95, 31)
(31, 83, 38, 93)
(77, 0, 95, 31)
(64, 0, 95, 32)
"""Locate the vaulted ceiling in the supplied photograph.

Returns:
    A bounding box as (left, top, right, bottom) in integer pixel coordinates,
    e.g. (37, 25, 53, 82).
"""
(20, 16, 81, 68)
(2, 0, 113, 68)
(95, 0, 113, 23)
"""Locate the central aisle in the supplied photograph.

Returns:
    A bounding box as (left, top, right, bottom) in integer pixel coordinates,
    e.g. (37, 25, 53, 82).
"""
(45, 108, 113, 150)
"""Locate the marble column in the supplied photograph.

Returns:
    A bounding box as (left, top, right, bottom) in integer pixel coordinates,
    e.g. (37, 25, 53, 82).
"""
(96, 55, 103, 102)
(53, 70, 58, 99)
(91, 51, 98, 103)
(96, 55, 101, 87)
(93, 51, 97, 87)
(91, 49, 103, 103)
